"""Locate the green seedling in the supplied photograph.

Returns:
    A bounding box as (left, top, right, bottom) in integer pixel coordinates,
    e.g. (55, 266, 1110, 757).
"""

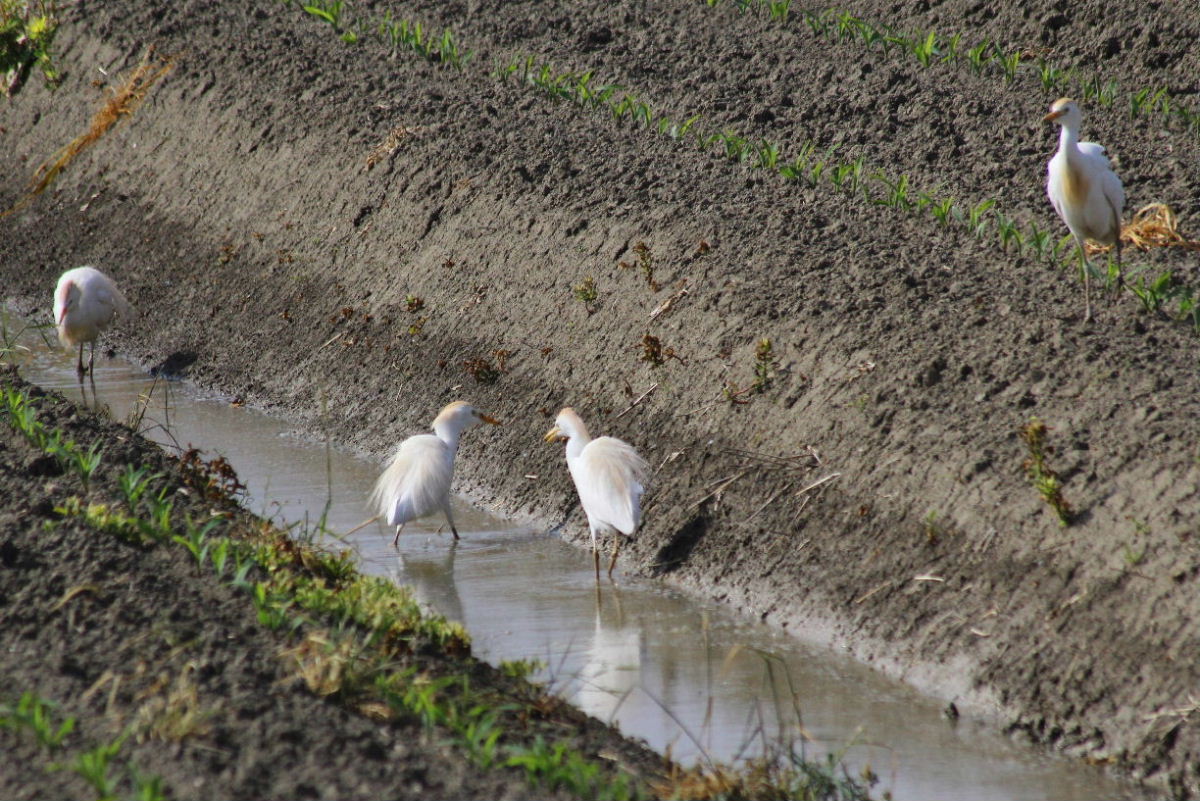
(767, 0, 791, 23)
(752, 337, 778, 393)
(118, 465, 159, 508)
(995, 47, 1021, 82)
(499, 658, 545, 681)
(404, 294, 424, 312)
(927, 196, 954, 226)
(995, 212, 1022, 252)
(754, 139, 780, 169)
(573, 276, 599, 311)
(70, 735, 126, 800)
(1125, 266, 1174, 314)
(911, 31, 938, 68)
(940, 32, 961, 63)
(1025, 221, 1052, 260)
(1037, 58, 1066, 91)
(0, 0, 59, 96)
(1021, 417, 1072, 527)
(965, 40, 990, 74)
(68, 440, 103, 492)
(619, 241, 659, 291)
(172, 521, 214, 568)
(0, 691, 76, 749)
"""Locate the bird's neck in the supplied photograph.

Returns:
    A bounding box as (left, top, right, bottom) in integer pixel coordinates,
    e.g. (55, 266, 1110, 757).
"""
(565, 431, 591, 460)
(433, 423, 462, 451)
(1057, 123, 1080, 154)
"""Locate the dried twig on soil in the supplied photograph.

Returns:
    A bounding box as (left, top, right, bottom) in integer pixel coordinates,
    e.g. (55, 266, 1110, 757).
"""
(11, 47, 175, 212)
(364, 125, 418, 171)
(648, 285, 689, 320)
(613, 383, 657, 419)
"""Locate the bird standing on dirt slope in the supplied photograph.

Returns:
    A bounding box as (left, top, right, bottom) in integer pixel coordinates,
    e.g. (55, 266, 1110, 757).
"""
(1044, 97, 1125, 322)
(372, 401, 500, 546)
(545, 408, 649, 580)
(53, 265, 133, 375)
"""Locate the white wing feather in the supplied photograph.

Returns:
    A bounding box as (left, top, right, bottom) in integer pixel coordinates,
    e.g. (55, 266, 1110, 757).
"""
(572, 436, 649, 535)
(371, 434, 453, 526)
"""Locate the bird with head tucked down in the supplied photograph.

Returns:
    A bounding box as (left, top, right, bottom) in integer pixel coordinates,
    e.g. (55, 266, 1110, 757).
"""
(372, 401, 500, 546)
(53, 266, 132, 375)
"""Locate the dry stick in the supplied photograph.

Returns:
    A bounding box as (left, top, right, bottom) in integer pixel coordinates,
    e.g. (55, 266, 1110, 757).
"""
(687, 469, 750, 511)
(613, 382, 658, 419)
(343, 514, 382, 537)
(854, 580, 893, 605)
(796, 472, 841, 496)
(648, 287, 690, 320)
(745, 482, 794, 522)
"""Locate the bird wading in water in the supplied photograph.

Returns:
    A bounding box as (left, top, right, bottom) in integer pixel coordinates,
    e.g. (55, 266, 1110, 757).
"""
(371, 401, 500, 546)
(545, 407, 649, 580)
(1044, 97, 1125, 322)
(53, 266, 132, 375)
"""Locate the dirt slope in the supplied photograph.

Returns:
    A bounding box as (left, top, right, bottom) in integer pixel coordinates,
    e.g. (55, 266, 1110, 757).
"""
(2, 0, 1199, 794)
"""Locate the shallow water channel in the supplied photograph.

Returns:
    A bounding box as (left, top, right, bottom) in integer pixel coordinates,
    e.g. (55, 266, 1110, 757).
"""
(5, 313, 1144, 801)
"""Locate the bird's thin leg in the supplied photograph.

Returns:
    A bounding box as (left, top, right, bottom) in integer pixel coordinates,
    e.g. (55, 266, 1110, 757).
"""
(75, 344, 85, 375)
(607, 534, 621, 578)
(1079, 239, 1093, 323)
(444, 506, 460, 541)
(441, 510, 458, 541)
(392, 522, 405, 547)
(590, 527, 600, 582)
(88, 341, 96, 374)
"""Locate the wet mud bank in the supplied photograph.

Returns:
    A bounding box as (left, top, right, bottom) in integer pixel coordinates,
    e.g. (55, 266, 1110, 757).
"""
(2, 0, 1199, 794)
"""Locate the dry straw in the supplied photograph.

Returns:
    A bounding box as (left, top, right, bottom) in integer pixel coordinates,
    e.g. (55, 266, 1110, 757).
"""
(3, 46, 175, 217)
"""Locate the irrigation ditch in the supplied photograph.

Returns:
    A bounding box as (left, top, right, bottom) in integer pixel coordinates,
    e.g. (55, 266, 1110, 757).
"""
(2, 0, 1200, 796)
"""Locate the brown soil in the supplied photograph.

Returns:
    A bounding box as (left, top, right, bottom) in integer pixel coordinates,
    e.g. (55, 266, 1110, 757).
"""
(2, 0, 1199, 796)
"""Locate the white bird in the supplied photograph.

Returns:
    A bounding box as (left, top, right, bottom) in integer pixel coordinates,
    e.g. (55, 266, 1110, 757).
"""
(53, 266, 132, 375)
(1045, 97, 1125, 322)
(545, 407, 649, 580)
(371, 401, 500, 546)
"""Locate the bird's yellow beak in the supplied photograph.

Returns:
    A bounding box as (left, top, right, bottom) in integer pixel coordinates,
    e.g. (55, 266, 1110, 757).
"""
(479, 413, 501, 425)
(544, 425, 565, 443)
(1043, 109, 1065, 123)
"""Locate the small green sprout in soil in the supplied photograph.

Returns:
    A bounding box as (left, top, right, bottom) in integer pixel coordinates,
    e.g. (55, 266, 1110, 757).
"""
(620, 242, 660, 291)
(1020, 417, 1073, 527)
(404, 294, 425, 312)
(0, 691, 75, 748)
(924, 510, 943, 544)
(752, 337, 778, 394)
(0, 0, 59, 97)
(574, 275, 599, 311)
(499, 658, 545, 681)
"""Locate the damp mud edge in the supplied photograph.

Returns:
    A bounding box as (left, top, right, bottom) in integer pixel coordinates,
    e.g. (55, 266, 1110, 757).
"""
(2, 0, 1199, 796)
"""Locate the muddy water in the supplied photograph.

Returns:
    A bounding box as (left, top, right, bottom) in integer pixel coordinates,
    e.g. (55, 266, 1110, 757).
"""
(5, 315, 1142, 801)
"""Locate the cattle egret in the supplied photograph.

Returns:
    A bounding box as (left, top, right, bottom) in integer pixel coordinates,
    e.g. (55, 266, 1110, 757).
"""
(1045, 97, 1125, 322)
(53, 266, 132, 375)
(371, 401, 500, 546)
(545, 407, 649, 579)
